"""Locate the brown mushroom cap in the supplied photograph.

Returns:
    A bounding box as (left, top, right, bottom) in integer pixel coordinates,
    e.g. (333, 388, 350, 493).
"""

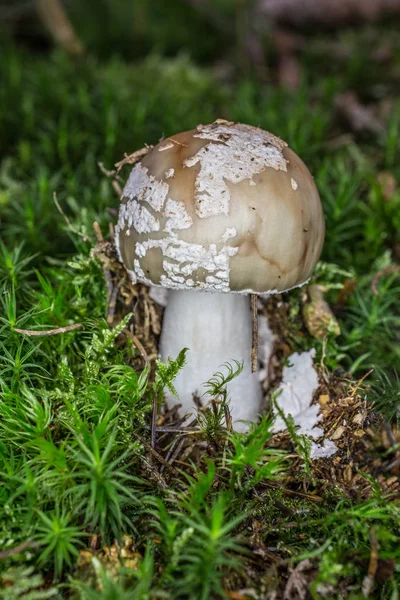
(116, 120, 325, 294)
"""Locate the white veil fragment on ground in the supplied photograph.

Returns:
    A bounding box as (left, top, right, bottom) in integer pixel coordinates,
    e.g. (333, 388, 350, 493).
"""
(272, 349, 337, 459)
(150, 291, 337, 457)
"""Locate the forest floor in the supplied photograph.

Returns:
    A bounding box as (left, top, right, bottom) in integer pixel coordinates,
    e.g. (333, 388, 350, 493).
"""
(1, 22, 400, 599)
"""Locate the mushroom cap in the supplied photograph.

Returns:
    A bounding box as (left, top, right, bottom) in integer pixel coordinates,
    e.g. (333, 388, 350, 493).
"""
(116, 120, 325, 294)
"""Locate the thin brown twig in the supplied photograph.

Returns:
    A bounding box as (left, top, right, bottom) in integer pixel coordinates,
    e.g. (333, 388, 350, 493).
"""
(371, 265, 400, 295)
(348, 368, 374, 396)
(159, 416, 198, 472)
(161, 437, 186, 473)
(112, 180, 123, 198)
(259, 481, 324, 502)
(224, 403, 233, 432)
(143, 296, 150, 343)
(362, 528, 378, 597)
(0, 541, 40, 561)
(14, 323, 83, 337)
(124, 329, 149, 365)
(53, 192, 89, 241)
(98, 161, 122, 181)
(92, 221, 114, 301)
(139, 456, 169, 491)
(151, 393, 158, 449)
(114, 147, 151, 174)
(107, 286, 118, 326)
(133, 432, 178, 475)
(98, 162, 123, 198)
(92, 221, 104, 243)
(144, 425, 199, 434)
(149, 301, 161, 335)
(251, 294, 258, 372)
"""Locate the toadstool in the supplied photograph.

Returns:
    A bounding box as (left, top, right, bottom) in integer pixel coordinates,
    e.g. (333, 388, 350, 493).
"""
(115, 120, 325, 431)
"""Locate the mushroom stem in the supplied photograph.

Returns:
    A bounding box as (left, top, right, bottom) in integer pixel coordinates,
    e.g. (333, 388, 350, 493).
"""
(251, 294, 258, 373)
(159, 290, 262, 431)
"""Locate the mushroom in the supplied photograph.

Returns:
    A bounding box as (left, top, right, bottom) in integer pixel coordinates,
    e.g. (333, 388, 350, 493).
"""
(115, 120, 325, 431)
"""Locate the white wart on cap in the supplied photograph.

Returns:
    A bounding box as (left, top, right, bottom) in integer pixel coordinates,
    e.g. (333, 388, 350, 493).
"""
(116, 120, 325, 295)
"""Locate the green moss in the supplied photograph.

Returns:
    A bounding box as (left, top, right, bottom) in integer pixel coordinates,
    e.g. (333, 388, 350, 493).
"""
(1, 25, 400, 598)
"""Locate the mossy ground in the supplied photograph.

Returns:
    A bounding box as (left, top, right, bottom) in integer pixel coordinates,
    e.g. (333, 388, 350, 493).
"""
(1, 10, 400, 599)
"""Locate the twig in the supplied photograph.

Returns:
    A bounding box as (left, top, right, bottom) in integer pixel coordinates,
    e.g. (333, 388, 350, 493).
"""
(251, 294, 258, 372)
(114, 147, 151, 174)
(362, 528, 378, 597)
(143, 295, 150, 343)
(224, 403, 233, 432)
(133, 432, 178, 475)
(161, 437, 186, 473)
(98, 162, 121, 181)
(139, 456, 169, 491)
(348, 368, 374, 396)
(35, 0, 85, 57)
(92, 221, 115, 304)
(371, 265, 400, 295)
(144, 425, 199, 434)
(0, 541, 40, 561)
(107, 286, 118, 326)
(90, 535, 99, 551)
(112, 180, 123, 198)
(159, 416, 198, 472)
(151, 392, 158, 449)
(260, 481, 324, 502)
(98, 162, 123, 198)
(53, 192, 89, 241)
(93, 221, 104, 243)
(14, 323, 83, 336)
(149, 301, 161, 335)
(124, 329, 150, 365)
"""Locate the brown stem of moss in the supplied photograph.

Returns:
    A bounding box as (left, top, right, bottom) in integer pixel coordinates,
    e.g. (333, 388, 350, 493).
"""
(251, 293, 258, 372)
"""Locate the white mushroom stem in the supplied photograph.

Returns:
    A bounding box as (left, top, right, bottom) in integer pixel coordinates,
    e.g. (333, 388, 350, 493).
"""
(159, 290, 262, 431)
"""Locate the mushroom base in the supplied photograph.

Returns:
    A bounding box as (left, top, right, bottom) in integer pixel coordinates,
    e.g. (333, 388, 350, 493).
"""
(159, 290, 262, 431)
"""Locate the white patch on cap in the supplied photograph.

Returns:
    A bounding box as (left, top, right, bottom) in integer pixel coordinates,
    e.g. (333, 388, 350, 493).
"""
(272, 349, 338, 459)
(126, 268, 137, 284)
(123, 163, 168, 212)
(132, 259, 153, 286)
(183, 123, 287, 219)
(163, 198, 193, 233)
(165, 168, 175, 179)
(221, 227, 237, 243)
(135, 237, 238, 292)
(119, 200, 160, 235)
(291, 177, 298, 190)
